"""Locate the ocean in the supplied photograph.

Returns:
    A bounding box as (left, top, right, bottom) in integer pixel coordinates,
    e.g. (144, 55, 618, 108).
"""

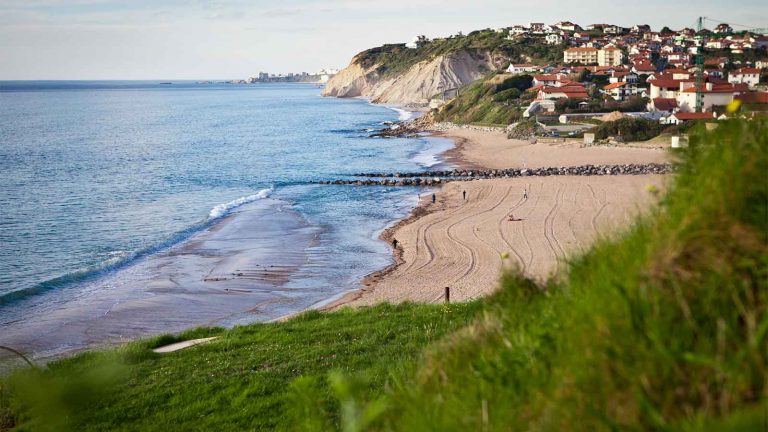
(0, 81, 453, 358)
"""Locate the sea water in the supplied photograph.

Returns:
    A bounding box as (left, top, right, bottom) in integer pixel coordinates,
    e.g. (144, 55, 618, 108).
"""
(0, 81, 451, 358)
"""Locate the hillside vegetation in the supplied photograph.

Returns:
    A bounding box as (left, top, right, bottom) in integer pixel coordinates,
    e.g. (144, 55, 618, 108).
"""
(355, 30, 565, 79)
(434, 73, 534, 125)
(1, 120, 766, 431)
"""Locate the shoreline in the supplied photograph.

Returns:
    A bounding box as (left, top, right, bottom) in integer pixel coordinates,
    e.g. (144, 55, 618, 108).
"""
(0, 197, 316, 361)
(325, 121, 671, 310)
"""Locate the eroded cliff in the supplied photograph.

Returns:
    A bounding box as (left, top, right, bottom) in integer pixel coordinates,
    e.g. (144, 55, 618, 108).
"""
(323, 50, 498, 105)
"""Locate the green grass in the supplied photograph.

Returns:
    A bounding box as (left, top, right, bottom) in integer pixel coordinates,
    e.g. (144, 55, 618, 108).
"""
(0, 303, 481, 431)
(2, 120, 767, 431)
(434, 73, 532, 125)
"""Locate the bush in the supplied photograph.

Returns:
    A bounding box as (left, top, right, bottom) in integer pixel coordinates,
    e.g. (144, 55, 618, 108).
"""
(494, 74, 533, 93)
(493, 88, 521, 102)
(594, 117, 665, 141)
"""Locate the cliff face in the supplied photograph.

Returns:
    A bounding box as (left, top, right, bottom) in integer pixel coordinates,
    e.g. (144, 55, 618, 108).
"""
(323, 50, 497, 105)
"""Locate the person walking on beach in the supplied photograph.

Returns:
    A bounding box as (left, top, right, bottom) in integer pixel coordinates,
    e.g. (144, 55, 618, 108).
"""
(432, 193, 436, 204)
(524, 189, 528, 199)
(463, 190, 466, 200)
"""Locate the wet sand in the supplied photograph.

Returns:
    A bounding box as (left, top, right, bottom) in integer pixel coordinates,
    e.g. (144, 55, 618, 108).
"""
(0, 198, 317, 360)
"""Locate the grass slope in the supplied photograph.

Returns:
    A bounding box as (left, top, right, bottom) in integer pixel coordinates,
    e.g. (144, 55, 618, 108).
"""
(2, 120, 766, 431)
(434, 73, 533, 125)
(0, 303, 481, 431)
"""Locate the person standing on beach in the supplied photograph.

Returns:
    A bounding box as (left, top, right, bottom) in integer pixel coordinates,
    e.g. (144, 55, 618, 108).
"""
(463, 190, 466, 200)
(432, 193, 436, 204)
(392, 238, 398, 249)
(524, 189, 528, 199)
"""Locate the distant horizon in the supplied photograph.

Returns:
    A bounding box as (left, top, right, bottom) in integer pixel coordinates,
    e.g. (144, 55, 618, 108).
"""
(1, 0, 766, 80)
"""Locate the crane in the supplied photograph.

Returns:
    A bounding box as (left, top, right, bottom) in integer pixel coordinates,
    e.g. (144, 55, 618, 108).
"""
(695, 17, 705, 113)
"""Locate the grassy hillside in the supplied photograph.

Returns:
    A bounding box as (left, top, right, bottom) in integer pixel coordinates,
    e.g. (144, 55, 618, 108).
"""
(354, 29, 564, 78)
(2, 120, 766, 431)
(0, 303, 481, 431)
(434, 73, 534, 125)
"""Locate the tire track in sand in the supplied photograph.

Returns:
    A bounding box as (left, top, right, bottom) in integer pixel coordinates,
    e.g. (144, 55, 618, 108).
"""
(542, 183, 565, 273)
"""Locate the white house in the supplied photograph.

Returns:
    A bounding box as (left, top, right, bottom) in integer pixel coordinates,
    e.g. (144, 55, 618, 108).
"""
(602, 82, 629, 100)
(676, 83, 738, 112)
(631, 24, 651, 33)
(507, 63, 539, 74)
(554, 21, 579, 32)
(532, 73, 567, 86)
(529, 23, 549, 34)
(649, 78, 695, 99)
(728, 68, 761, 87)
(405, 35, 428, 49)
(604, 25, 626, 34)
(509, 25, 528, 35)
(663, 112, 716, 125)
(714, 23, 733, 34)
(546, 33, 564, 45)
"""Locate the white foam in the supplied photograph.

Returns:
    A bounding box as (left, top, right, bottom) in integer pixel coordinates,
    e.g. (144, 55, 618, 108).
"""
(208, 188, 273, 220)
(411, 137, 454, 168)
(390, 107, 415, 121)
(373, 104, 419, 122)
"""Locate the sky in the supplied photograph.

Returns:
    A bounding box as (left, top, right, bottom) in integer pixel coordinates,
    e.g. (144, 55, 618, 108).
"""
(1, 0, 766, 80)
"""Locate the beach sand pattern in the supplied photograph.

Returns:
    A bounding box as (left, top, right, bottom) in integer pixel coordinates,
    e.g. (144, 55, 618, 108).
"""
(345, 175, 665, 305)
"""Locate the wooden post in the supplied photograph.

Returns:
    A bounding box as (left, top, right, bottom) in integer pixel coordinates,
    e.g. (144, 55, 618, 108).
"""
(444, 287, 450, 303)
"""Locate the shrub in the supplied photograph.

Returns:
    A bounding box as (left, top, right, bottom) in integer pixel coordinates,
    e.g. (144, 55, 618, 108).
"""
(493, 88, 521, 102)
(494, 74, 533, 93)
(594, 117, 665, 141)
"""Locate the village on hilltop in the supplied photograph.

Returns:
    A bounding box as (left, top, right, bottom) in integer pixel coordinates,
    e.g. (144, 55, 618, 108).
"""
(411, 19, 767, 125)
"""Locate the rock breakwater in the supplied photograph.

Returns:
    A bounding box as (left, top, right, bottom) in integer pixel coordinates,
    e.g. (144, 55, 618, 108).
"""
(316, 163, 673, 186)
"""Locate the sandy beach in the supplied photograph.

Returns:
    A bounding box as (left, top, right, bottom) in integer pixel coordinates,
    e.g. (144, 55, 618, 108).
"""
(328, 126, 671, 308)
(440, 128, 669, 170)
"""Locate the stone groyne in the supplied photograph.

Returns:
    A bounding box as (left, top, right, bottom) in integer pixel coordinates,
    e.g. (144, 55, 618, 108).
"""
(317, 163, 672, 186)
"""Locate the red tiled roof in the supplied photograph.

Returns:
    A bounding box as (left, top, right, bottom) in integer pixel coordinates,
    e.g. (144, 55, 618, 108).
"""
(680, 85, 738, 94)
(649, 79, 686, 88)
(562, 92, 590, 98)
(533, 74, 562, 81)
(652, 97, 677, 111)
(542, 85, 586, 93)
(633, 62, 656, 72)
(603, 82, 627, 90)
(673, 112, 715, 120)
(733, 68, 760, 74)
(736, 92, 768, 104)
(565, 47, 599, 52)
(730, 83, 750, 92)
